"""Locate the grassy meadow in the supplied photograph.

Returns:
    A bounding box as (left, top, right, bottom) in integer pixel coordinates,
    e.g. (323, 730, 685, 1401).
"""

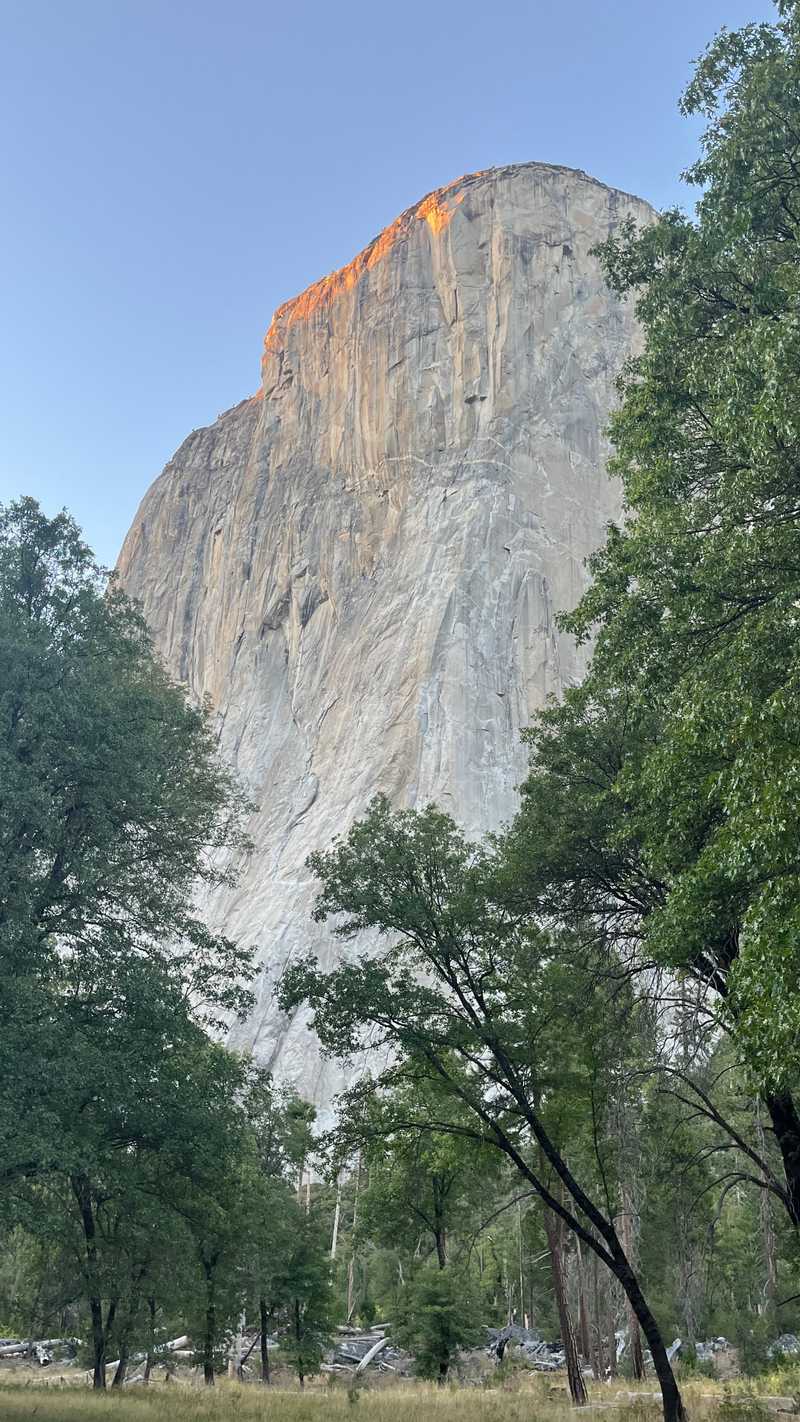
(0, 1373, 797, 1422)
(0, 1381, 641, 1422)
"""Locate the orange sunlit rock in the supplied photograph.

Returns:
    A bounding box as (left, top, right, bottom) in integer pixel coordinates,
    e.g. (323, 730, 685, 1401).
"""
(418, 189, 465, 236)
(261, 175, 473, 365)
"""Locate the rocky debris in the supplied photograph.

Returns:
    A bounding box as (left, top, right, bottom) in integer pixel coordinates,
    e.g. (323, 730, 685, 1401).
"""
(117, 162, 652, 1109)
(769, 1334, 800, 1358)
(487, 1324, 566, 1370)
(696, 1338, 730, 1362)
(327, 1329, 409, 1374)
(0, 1338, 76, 1365)
(665, 1337, 731, 1364)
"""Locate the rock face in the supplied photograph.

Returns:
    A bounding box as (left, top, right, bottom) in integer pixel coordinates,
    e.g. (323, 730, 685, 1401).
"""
(117, 163, 651, 1103)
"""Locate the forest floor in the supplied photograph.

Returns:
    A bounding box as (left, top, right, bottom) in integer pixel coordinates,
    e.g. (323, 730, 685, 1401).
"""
(0, 1374, 797, 1422)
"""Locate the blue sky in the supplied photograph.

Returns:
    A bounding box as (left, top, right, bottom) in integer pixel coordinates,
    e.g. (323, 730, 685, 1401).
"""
(0, 0, 776, 566)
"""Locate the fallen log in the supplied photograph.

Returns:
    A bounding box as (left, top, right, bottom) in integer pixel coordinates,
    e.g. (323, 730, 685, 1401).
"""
(84, 1333, 191, 1381)
(356, 1336, 390, 1374)
(0, 1338, 72, 1359)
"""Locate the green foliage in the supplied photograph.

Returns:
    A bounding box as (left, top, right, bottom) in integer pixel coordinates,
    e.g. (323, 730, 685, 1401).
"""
(0, 498, 256, 1208)
(276, 1206, 336, 1385)
(393, 1264, 482, 1381)
(497, 0, 800, 1243)
(283, 794, 689, 1414)
(732, 1315, 779, 1379)
(552, 2, 800, 1088)
(0, 500, 322, 1387)
(332, 1074, 502, 1274)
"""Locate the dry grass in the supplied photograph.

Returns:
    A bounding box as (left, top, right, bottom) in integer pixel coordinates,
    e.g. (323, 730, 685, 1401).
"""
(1, 1369, 797, 1422)
(0, 1376, 656, 1422)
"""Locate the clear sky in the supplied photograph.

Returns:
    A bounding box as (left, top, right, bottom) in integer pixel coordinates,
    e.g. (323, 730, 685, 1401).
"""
(0, 0, 776, 567)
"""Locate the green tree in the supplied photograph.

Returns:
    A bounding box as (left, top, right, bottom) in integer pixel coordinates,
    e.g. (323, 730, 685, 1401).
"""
(335, 1075, 501, 1272)
(281, 796, 686, 1422)
(0, 498, 260, 1385)
(274, 1203, 335, 1388)
(394, 1263, 482, 1382)
(0, 497, 253, 1192)
(505, 0, 800, 1226)
(242, 1069, 316, 1384)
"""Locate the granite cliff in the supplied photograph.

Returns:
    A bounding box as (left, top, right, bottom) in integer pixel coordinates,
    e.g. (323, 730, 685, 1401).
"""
(117, 162, 652, 1102)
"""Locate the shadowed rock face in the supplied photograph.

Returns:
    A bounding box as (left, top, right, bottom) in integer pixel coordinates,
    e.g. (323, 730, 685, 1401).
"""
(117, 163, 652, 1104)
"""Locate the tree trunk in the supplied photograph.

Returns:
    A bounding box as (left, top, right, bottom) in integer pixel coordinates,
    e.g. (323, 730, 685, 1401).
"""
(606, 1285, 617, 1379)
(111, 1343, 128, 1388)
(576, 1238, 592, 1363)
(202, 1260, 216, 1386)
(347, 1154, 361, 1322)
(591, 1249, 603, 1380)
(760, 1187, 778, 1309)
(438, 1358, 449, 1385)
(144, 1296, 156, 1384)
(764, 1090, 800, 1227)
(518, 1198, 526, 1324)
(330, 1175, 342, 1259)
(294, 1298, 304, 1389)
(259, 1297, 271, 1384)
(755, 1106, 779, 1306)
(544, 1209, 587, 1407)
(434, 1227, 447, 1271)
(621, 1197, 645, 1381)
(89, 1295, 106, 1390)
(70, 1176, 107, 1390)
(518, 1091, 682, 1418)
(613, 1250, 686, 1422)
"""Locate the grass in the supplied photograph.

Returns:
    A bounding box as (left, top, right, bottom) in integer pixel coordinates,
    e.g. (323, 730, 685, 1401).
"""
(1, 1369, 799, 1422)
(0, 1377, 658, 1422)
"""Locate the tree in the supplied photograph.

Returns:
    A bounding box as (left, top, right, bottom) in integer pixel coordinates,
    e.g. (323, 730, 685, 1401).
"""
(0, 497, 254, 1194)
(499, 0, 800, 1229)
(273, 1204, 335, 1388)
(394, 1263, 482, 1383)
(334, 1075, 501, 1273)
(280, 796, 686, 1422)
(0, 498, 260, 1385)
(242, 1069, 316, 1385)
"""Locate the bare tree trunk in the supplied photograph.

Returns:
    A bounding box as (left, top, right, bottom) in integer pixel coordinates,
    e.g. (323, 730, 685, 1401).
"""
(294, 1298, 305, 1389)
(330, 1175, 342, 1259)
(202, 1257, 216, 1386)
(576, 1237, 592, 1363)
(591, 1248, 603, 1380)
(606, 1284, 618, 1380)
(545, 1209, 588, 1407)
(614, 1249, 685, 1422)
(434, 1230, 447, 1269)
(347, 1154, 361, 1323)
(71, 1174, 108, 1390)
(89, 1295, 106, 1391)
(517, 1198, 525, 1323)
(144, 1296, 156, 1383)
(259, 1297, 271, 1384)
